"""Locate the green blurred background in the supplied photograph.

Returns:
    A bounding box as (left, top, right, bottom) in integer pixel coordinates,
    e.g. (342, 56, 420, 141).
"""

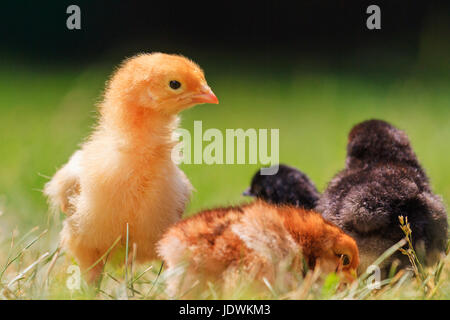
(0, 1, 449, 234)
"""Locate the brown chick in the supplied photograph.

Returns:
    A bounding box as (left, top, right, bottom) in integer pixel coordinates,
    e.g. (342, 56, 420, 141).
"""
(44, 53, 218, 283)
(158, 200, 359, 297)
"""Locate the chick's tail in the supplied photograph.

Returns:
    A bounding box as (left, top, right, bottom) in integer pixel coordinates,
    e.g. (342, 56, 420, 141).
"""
(44, 150, 82, 216)
(339, 177, 422, 234)
(339, 176, 448, 260)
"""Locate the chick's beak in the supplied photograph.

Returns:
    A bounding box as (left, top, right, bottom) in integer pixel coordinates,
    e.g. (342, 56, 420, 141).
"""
(192, 86, 219, 104)
(242, 187, 253, 197)
(343, 269, 358, 283)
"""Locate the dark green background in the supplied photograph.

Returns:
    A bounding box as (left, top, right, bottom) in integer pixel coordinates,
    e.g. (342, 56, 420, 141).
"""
(0, 1, 448, 230)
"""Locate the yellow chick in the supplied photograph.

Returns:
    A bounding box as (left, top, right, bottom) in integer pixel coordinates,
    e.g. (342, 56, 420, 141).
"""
(44, 53, 218, 283)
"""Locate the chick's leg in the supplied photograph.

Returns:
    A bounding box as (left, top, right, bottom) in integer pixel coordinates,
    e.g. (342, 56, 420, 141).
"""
(77, 248, 105, 285)
(61, 226, 105, 284)
(70, 244, 104, 284)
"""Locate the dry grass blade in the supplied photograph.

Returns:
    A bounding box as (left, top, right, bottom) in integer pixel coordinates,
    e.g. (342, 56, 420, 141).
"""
(262, 277, 278, 298)
(359, 238, 407, 282)
(130, 265, 153, 286)
(7, 252, 50, 289)
(85, 235, 121, 274)
(145, 261, 164, 298)
(0, 228, 48, 281)
(43, 247, 61, 287)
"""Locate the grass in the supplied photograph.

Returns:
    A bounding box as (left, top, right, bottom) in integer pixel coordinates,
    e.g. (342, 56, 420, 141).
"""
(0, 57, 449, 299)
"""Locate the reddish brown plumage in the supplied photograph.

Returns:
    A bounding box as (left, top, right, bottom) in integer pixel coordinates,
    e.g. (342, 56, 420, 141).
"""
(158, 200, 359, 296)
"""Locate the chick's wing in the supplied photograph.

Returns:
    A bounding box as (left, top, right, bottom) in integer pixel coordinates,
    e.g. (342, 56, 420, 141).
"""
(44, 150, 82, 215)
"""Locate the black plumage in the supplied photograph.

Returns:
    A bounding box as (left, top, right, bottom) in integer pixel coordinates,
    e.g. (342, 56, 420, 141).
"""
(317, 119, 448, 274)
(243, 164, 320, 209)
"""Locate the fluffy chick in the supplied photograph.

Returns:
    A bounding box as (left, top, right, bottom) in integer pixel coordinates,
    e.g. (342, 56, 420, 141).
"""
(243, 164, 320, 209)
(317, 120, 448, 274)
(158, 200, 359, 297)
(44, 53, 218, 283)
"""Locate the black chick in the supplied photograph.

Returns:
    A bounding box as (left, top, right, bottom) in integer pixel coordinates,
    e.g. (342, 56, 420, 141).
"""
(243, 164, 320, 210)
(317, 119, 448, 274)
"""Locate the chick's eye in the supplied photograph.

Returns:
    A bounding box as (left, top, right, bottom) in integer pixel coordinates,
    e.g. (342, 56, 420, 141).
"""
(169, 80, 181, 90)
(341, 254, 351, 266)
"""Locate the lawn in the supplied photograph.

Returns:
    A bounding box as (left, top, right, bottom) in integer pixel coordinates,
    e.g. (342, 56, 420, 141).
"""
(0, 56, 449, 299)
